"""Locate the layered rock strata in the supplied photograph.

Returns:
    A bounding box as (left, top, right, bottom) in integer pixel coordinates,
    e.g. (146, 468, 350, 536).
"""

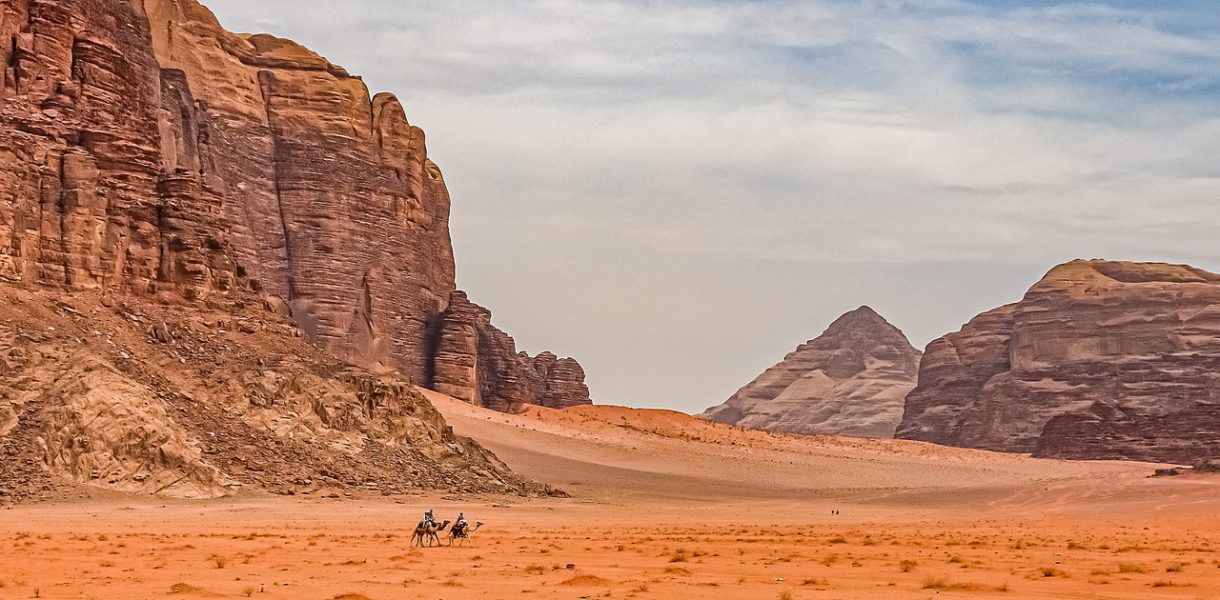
(897, 260, 1220, 464)
(432, 291, 591, 411)
(700, 307, 921, 438)
(0, 0, 589, 411)
(0, 286, 556, 502)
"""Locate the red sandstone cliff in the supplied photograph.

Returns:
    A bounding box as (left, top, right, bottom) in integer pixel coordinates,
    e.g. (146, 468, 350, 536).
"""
(700, 307, 921, 438)
(0, 0, 590, 412)
(897, 260, 1220, 464)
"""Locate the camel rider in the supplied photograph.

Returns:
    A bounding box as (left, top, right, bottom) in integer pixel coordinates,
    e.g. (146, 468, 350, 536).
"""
(423, 509, 436, 528)
(453, 512, 469, 537)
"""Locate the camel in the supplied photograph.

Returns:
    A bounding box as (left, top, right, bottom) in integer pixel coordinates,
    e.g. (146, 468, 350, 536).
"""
(412, 519, 450, 547)
(448, 521, 484, 547)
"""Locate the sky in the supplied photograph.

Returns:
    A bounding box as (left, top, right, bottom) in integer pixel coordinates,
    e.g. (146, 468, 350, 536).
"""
(202, 0, 1220, 414)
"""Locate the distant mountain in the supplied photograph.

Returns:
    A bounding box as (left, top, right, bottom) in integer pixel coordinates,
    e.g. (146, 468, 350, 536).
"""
(700, 307, 921, 438)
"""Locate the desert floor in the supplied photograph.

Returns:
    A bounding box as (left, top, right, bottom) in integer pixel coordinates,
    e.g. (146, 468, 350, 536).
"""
(1, 391, 1217, 599)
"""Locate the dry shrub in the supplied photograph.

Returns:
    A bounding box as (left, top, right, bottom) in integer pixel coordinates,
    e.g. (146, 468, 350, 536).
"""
(922, 576, 985, 591)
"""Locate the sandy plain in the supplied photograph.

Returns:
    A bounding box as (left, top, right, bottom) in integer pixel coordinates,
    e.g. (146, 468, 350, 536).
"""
(1, 390, 1217, 599)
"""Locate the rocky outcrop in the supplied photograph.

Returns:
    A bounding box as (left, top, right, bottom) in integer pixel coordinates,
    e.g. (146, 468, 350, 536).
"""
(700, 307, 921, 438)
(0, 285, 555, 503)
(897, 260, 1220, 464)
(432, 291, 591, 412)
(0, 0, 588, 410)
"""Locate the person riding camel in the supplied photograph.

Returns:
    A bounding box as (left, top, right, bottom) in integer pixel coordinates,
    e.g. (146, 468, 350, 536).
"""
(423, 509, 436, 528)
(452, 512, 469, 537)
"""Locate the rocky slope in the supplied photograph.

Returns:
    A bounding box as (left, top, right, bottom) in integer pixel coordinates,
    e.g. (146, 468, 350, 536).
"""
(0, 285, 559, 503)
(897, 260, 1220, 464)
(0, 0, 589, 411)
(700, 307, 922, 438)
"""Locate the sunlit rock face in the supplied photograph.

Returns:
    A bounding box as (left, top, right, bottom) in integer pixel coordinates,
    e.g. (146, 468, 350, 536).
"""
(701, 307, 921, 439)
(898, 260, 1220, 464)
(0, 0, 589, 411)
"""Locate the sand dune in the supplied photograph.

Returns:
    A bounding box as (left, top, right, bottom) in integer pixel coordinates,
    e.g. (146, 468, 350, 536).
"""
(424, 388, 1214, 516)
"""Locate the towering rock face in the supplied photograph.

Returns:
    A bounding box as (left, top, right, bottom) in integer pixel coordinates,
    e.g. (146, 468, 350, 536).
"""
(700, 307, 922, 438)
(898, 260, 1220, 464)
(0, 0, 589, 410)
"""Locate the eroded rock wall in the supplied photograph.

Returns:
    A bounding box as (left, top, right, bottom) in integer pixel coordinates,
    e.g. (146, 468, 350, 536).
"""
(0, 0, 588, 410)
(897, 260, 1220, 464)
(432, 291, 591, 411)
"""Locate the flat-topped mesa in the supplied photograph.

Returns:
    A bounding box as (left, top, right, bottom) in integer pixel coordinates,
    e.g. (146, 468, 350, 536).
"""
(897, 259, 1220, 464)
(700, 306, 922, 438)
(432, 291, 592, 412)
(0, 0, 590, 411)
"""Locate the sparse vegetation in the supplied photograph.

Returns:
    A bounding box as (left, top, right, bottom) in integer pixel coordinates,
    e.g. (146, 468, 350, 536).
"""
(899, 559, 918, 572)
(1149, 580, 1190, 588)
(922, 576, 983, 591)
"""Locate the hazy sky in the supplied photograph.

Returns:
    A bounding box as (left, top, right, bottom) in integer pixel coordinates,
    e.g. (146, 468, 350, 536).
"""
(202, 0, 1220, 413)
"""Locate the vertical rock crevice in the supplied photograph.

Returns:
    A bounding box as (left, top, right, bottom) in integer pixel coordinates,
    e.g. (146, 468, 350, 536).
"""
(0, 0, 591, 412)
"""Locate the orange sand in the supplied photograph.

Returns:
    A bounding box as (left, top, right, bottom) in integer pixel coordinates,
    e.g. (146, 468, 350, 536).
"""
(1, 392, 1217, 599)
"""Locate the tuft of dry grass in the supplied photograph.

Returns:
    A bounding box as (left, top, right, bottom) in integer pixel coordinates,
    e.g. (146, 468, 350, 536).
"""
(207, 554, 228, 569)
(922, 576, 994, 592)
(899, 559, 918, 572)
(1118, 563, 1149, 574)
(1149, 580, 1191, 588)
